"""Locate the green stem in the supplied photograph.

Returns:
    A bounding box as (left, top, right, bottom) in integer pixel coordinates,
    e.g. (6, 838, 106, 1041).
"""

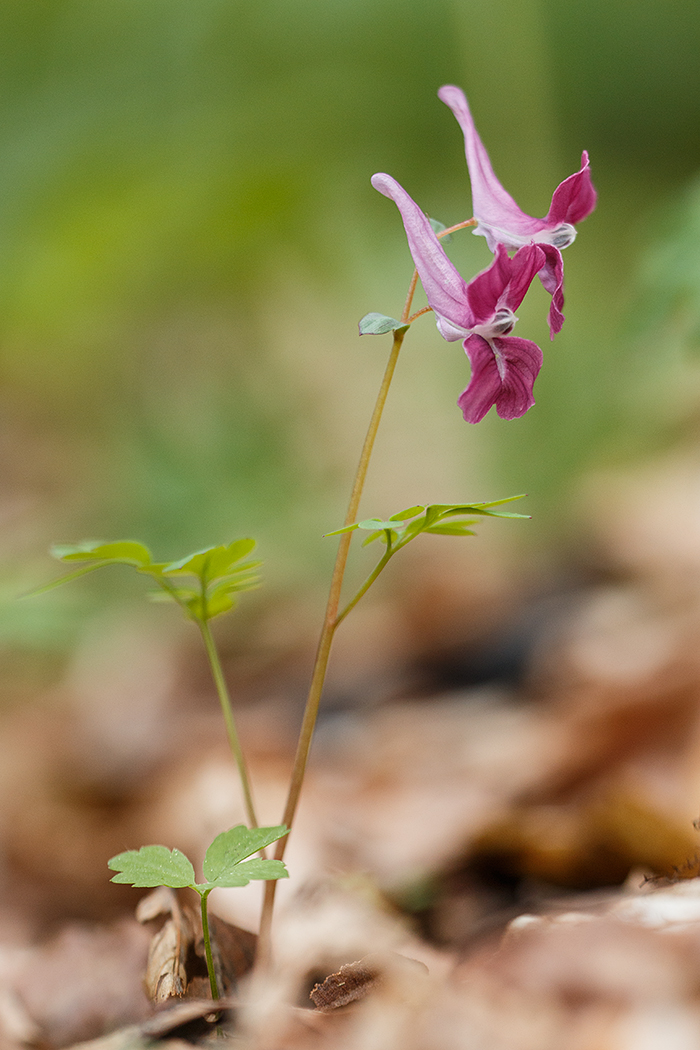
(255, 218, 479, 959)
(257, 325, 408, 959)
(199, 889, 220, 1001)
(334, 536, 394, 629)
(198, 618, 259, 831)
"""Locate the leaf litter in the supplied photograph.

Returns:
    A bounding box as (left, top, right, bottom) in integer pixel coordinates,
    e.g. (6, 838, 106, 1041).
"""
(8, 455, 700, 1044)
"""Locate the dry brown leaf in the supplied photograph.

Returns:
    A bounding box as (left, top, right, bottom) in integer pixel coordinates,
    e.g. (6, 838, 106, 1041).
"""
(309, 959, 379, 1011)
(310, 952, 429, 1012)
(137, 888, 256, 1004)
(4, 919, 152, 1047)
(137, 888, 195, 1003)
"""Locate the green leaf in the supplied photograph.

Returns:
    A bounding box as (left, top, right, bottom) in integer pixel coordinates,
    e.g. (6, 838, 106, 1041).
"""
(358, 313, 409, 336)
(203, 825, 287, 883)
(52, 540, 152, 566)
(163, 540, 258, 580)
(203, 591, 236, 618)
(429, 217, 452, 244)
(396, 516, 428, 543)
(389, 506, 424, 521)
(422, 505, 444, 529)
(424, 523, 477, 536)
(20, 561, 112, 598)
(202, 859, 289, 889)
(325, 495, 528, 553)
(226, 858, 289, 883)
(324, 523, 360, 538)
(357, 518, 403, 531)
(360, 530, 389, 546)
(108, 845, 196, 888)
(207, 568, 262, 596)
(162, 545, 221, 577)
(458, 495, 529, 517)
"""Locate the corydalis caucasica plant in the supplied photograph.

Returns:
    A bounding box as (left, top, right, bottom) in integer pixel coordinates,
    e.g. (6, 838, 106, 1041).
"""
(259, 85, 594, 949)
(30, 84, 594, 966)
(30, 538, 263, 830)
(109, 824, 288, 1000)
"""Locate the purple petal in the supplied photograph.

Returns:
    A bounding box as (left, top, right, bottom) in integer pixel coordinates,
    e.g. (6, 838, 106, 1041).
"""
(371, 172, 474, 332)
(465, 244, 512, 324)
(545, 152, 597, 227)
(502, 244, 547, 312)
(537, 245, 565, 337)
(438, 86, 536, 245)
(464, 244, 545, 325)
(458, 334, 543, 423)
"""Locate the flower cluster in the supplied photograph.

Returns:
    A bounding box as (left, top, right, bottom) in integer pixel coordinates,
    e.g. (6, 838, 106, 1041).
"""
(372, 86, 596, 423)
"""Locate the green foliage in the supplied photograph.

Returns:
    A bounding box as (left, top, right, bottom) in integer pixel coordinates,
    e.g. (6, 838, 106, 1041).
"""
(28, 537, 262, 624)
(358, 312, 409, 336)
(107, 824, 289, 895)
(108, 825, 288, 998)
(203, 824, 289, 882)
(108, 846, 196, 888)
(326, 496, 529, 550)
(326, 497, 529, 625)
(159, 540, 262, 621)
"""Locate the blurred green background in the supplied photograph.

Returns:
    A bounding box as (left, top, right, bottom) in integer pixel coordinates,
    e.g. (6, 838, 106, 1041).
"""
(1, 0, 700, 661)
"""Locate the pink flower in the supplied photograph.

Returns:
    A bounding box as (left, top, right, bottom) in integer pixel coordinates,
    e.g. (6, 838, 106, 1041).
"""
(437, 85, 596, 337)
(371, 172, 545, 423)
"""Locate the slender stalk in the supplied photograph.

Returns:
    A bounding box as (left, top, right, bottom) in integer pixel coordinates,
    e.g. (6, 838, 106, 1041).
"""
(199, 890, 220, 1001)
(257, 217, 475, 956)
(199, 618, 259, 831)
(440, 218, 477, 236)
(258, 325, 414, 956)
(334, 537, 394, 629)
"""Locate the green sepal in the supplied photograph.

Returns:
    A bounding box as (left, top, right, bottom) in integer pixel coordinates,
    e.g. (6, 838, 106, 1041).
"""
(358, 313, 410, 336)
(108, 845, 196, 888)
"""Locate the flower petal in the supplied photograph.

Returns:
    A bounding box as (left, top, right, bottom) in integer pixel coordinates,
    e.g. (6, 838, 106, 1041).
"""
(458, 334, 543, 423)
(537, 245, 565, 337)
(465, 244, 545, 325)
(545, 151, 597, 227)
(371, 172, 474, 332)
(502, 244, 547, 312)
(437, 86, 536, 248)
(465, 244, 512, 324)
